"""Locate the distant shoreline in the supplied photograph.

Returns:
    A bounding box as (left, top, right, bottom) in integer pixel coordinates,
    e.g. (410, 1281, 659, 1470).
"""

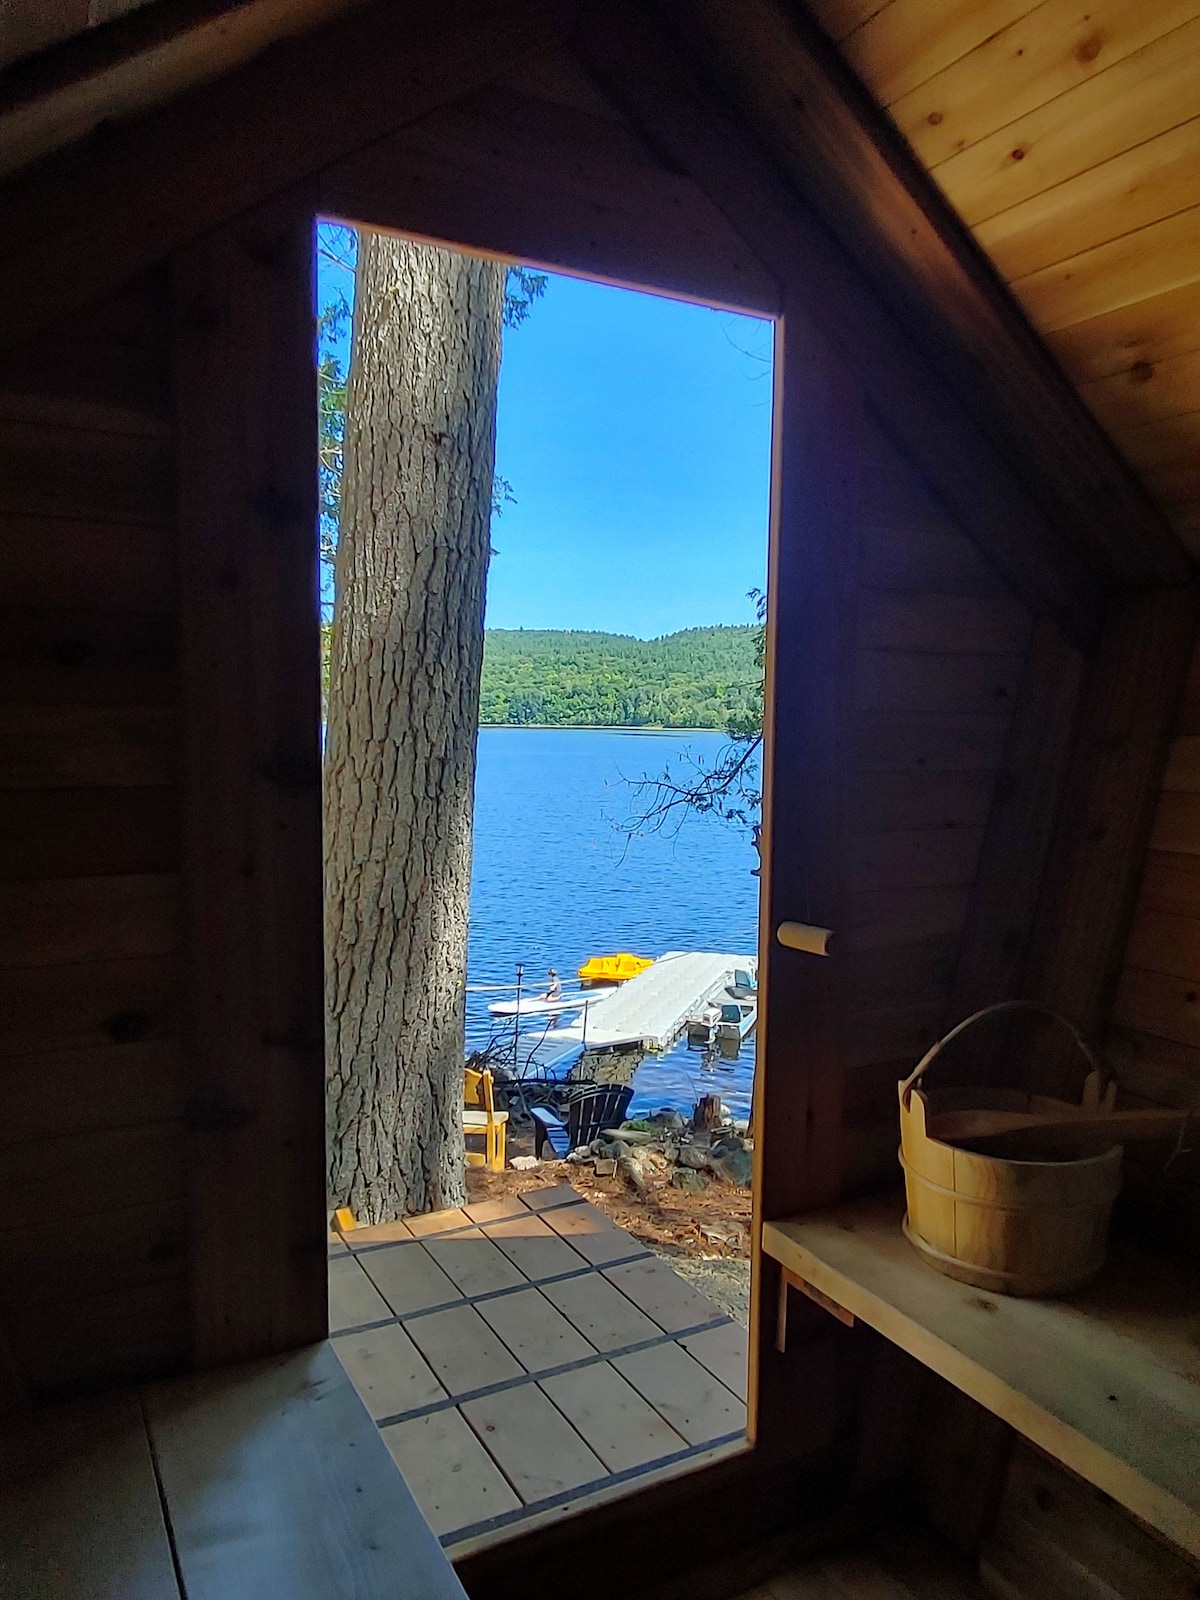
(478, 723, 729, 733)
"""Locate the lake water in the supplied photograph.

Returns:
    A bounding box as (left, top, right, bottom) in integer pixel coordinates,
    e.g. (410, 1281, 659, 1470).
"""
(466, 728, 761, 1118)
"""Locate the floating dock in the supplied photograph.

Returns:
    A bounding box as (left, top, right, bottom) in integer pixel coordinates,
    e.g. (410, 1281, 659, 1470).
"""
(542, 951, 752, 1054)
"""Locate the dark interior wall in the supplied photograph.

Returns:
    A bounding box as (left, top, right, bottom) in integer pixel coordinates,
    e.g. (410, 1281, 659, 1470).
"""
(1107, 638, 1200, 1255)
(980, 1440, 1200, 1597)
(835, 428, 1032, 1196)
(0, 231, 1043, 1407)
(0, 269, 189, 1398)
(0, 53, 1060, 1406)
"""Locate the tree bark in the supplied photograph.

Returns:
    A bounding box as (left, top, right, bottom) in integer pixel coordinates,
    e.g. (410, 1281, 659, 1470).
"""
(324, 233, 504, 1222)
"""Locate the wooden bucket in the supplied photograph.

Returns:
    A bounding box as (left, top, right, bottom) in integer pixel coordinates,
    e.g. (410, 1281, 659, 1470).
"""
(898, 1001, 1123, 1298)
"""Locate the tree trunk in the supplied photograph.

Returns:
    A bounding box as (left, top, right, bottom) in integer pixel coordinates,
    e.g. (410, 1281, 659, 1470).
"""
(324, 233, 504, 1222)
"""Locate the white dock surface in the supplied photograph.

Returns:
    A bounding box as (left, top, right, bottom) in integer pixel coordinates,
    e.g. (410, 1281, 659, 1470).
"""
(543, 951, 751, 1052)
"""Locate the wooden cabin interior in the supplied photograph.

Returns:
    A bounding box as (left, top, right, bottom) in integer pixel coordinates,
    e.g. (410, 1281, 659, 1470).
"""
(2, 1, 1199, 1595)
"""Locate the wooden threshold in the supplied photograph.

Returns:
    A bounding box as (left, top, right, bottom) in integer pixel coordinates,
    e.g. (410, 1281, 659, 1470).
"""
(762, 1192, 1200, 1561)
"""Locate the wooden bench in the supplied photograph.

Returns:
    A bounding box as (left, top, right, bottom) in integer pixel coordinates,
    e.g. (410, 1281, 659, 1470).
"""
(0, 1342, 467, 1599)
(764, 1193, 1200, 1563)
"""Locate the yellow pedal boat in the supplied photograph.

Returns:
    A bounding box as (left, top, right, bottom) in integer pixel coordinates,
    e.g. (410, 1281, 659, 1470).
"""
(577, 952, 653, 985)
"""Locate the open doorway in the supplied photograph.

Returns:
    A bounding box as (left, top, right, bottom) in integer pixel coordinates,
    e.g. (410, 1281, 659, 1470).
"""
(319, 221, 775, 1550)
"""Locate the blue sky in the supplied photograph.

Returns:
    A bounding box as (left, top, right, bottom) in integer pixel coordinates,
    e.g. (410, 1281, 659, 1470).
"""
(318, 228, 774, 638)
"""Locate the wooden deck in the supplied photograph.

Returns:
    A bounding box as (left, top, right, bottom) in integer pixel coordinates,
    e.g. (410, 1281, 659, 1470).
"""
(330, 1183, 749, 1553)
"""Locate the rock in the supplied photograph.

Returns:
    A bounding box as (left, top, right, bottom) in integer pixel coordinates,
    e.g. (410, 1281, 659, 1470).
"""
(732, 1120, 750, 1136)
(608, 1125, 655, 1145)
(675, 1142, 711, 1171)
(509, 1154, 541, 1170)
(709, 1131, 746, 1160)
(671, 1167, 709, 1192)
(707, 1145, 753, 1187)
(593, 1157, 617, 1177)
(618, 1153, 649, 1194)
(650, 1109, 686, 1131)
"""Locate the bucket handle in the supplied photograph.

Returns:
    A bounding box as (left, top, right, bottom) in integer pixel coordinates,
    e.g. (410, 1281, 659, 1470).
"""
(899, 999, 1110, 1111)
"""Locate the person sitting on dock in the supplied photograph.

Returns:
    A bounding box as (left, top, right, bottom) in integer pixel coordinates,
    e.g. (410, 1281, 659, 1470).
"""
(543, 968, 562, 1001)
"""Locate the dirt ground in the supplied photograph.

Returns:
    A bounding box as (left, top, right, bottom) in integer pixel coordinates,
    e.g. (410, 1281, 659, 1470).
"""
(465, 1125, 752, 1325)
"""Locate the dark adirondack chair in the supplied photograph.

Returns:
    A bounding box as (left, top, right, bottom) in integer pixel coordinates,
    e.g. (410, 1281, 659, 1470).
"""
(529, 1083, 634, 1159)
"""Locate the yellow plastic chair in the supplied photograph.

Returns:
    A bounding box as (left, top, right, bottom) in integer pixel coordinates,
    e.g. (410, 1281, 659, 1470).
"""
(463, 1067, 508, 1172)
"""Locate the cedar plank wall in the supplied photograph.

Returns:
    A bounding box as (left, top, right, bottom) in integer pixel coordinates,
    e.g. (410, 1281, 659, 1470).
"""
(0, 270, 188, 1399)
(1108, 639, 1200, 1256)
(839, 426, 1030, 1193)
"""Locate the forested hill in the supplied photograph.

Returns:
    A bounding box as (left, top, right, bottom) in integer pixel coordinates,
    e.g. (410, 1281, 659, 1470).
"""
(479, 626, 759, 728)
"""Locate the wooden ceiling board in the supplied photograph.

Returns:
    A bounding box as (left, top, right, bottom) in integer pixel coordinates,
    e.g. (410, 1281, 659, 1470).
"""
(933, 15, 1200, 228)
(1115, 412, 1200, 477)
(809, 0, 1200, 556)
(975, 115, 1200, 282)
(1046, 278, 1200, 385)
(320, 82, 781, 318)
(806, 0, 896, 46)
(838, 0, 1034, 107)
(806, 0, 1200, 558)
(891, 0, 1200, 174)
(1083, 348, 1200, 434)
(1009, 204, 1200, 333)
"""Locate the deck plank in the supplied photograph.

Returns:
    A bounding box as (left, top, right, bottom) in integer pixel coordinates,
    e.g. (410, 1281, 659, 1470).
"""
(381, 1409, 521, 1537)
(327, 1253, 392, 1333)
(460, 1383, 607, 1503)
(678, 1321, 750, 1402)
(332, 1322, 447, 1420)
(405, 1303, 526, 1396)
(519, 1183, 588, 1212)
(422, 1230, 528, 1297)
(603, 1256, 731, 1332)
(613, 1342, 747, 1445)
(342, 1219, 413, 1249)
(475, 1286, 597, 1373)
(405, 1208, 472, 1237)
(0, 1389, 178, 1600)
(542, 1199, 651, 1265)
(144, 1342, 467, 1599)
(463, 1195, 528, 1226)
(540, 1361, 690, 1472)
(482, 1210, 590, 1280)
(358, 1242, 462, 1318)
(541, 1266, 665, 1350)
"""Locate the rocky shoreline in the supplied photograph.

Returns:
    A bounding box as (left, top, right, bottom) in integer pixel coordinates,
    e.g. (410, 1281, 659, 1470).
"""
(465, 1110, 753, 1326)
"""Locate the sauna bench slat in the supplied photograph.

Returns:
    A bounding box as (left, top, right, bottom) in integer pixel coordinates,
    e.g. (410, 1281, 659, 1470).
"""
(1, 1341, 468, 1600)
(762, 1193, 1200, 1561)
